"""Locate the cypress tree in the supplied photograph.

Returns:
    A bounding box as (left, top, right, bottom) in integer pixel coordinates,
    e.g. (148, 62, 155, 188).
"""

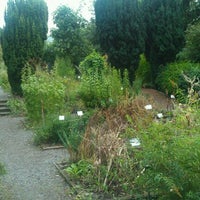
(1, 0, 48, 95)
(142, 0, 185, 81)
(95, 0, 145, 81)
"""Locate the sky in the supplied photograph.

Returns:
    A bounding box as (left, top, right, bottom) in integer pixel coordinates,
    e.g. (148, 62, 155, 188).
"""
(0, 0, 94, 30)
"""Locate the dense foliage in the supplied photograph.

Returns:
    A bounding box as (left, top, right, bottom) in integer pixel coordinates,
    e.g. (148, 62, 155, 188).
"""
(95, 0, 145, 80)
(179, 21, 200, 62)
(1, 0, 48, 95)
(51, 6, 93, 67)
(156, 62, 200, 101)
(21, 68, 65, 123)
(79, 52, 130, 108)
(135, 106, 200, 199)
(1, 0, 200, 198)
(142, 0, 185, 80)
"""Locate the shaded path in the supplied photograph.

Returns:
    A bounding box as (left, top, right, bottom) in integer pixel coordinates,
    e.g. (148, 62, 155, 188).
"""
(0, 88, 69, 200)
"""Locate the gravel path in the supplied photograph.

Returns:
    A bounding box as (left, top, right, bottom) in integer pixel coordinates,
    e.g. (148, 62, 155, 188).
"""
(0, 88, 70, 200)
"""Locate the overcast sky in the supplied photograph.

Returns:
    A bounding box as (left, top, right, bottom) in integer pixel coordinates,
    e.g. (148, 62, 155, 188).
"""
(0, 0, 94, 30)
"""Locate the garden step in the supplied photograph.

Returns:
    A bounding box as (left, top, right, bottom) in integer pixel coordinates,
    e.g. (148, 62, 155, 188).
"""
(0, 106, 10, 112)
(0, 99, 11, 116)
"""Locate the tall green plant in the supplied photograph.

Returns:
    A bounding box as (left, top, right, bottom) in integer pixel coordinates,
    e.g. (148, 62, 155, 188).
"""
(1, 0, 48, 95)
(54, 57, 75, 78)
(79, 52, 130, 108)
(22, 68, 65, 123)
(135, 54, 152, 87)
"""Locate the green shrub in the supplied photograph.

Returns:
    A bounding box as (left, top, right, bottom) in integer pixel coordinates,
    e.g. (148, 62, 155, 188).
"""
(135, 107, 200, 199)
(156, 62, 200, 97)
(22, 68, 66, 123)
(79, 51, 105, 75)
(79, 52, 130, 108)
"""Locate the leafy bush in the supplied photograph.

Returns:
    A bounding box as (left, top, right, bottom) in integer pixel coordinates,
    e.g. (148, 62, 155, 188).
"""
(135, 106, 200, 199)
(79, 51, 105, 74)
(79, 52, 130, 108)
(22, 68, 66, 123)
(178, 21, 200, 63)
(156, 62, 200, 98)
(0, 47, 10, 91)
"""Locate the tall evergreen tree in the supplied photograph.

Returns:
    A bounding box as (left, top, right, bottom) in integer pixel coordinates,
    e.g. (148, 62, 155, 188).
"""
(142, 0, 185, 81)
(95, 0, 145, 81)
(1, 0, 48, 95)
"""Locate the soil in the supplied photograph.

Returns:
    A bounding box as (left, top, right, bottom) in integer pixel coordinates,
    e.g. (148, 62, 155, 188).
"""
(0, 87, 70, 200)
(141, 88, 173, 110)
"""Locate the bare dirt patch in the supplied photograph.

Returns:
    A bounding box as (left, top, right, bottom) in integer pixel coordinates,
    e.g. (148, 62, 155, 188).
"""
(141, 88, 173, 110)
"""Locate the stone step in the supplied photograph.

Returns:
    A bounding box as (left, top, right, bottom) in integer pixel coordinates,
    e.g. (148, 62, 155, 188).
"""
(0, 111, 11, 116)
(0, 99, 8, 103)
(0, 106, 10, 112)
(0, 99, 11, 116)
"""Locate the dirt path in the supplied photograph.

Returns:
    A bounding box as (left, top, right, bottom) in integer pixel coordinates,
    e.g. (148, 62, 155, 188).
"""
(0, 88, 70, 200)
(141, 88, 172, 110)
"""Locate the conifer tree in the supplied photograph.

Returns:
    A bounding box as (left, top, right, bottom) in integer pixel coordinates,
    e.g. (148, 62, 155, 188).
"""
(142, 0, 185, 81)
(1, 0, 48, 95)
(95, 0, 145, 81)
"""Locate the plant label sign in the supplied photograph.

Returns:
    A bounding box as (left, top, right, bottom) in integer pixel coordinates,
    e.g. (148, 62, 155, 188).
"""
(145, 104, 152, 110)
(59, 115, 65, 120)
(77, 111, 83, 116)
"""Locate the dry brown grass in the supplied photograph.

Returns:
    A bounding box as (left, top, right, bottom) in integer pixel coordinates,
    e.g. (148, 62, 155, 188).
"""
(78, 95, 154, 163)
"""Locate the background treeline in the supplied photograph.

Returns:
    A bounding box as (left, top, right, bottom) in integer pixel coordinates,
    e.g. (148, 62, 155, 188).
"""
(1, 0, 200, 96)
